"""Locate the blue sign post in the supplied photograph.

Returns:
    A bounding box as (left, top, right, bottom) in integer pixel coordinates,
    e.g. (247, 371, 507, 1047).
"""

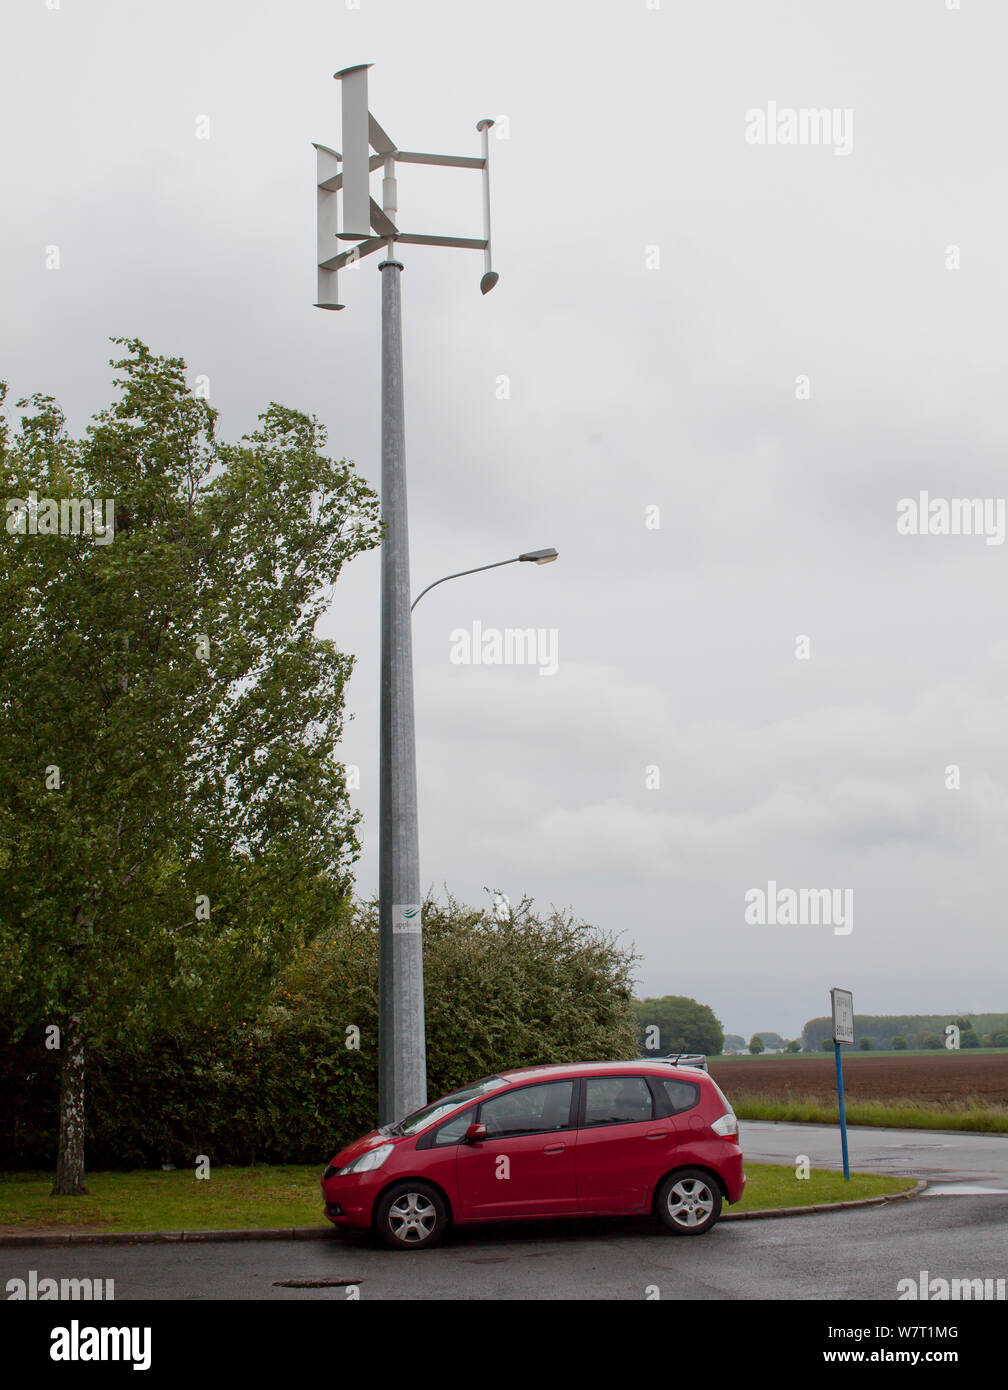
(833, 1041, 850, 1181)
(830, 987, 854, 1181)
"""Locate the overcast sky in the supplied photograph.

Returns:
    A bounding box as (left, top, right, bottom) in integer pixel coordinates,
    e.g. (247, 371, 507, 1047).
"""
(3, 0, 1007, 1039)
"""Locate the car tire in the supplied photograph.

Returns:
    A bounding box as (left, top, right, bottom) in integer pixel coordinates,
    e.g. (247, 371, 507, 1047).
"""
(375, 1182, 448, 1251)
(655, 1169, 722, 1236)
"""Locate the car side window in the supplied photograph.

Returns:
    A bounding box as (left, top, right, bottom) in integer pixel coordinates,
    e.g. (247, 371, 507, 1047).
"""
(661, 1079, 701, 1115)
(478, 1081, 574, 1137)
(431, 1107, 477, 1146)
(583, 1076, 653, 1127)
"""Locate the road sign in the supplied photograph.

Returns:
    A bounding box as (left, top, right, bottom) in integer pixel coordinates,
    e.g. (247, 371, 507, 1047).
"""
(829, 987, 853, 1180)
(830, 987, 854, 1045)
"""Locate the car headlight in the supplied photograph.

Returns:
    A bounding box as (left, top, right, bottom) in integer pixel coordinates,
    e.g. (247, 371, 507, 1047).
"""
(336, 1143, 394, 1175)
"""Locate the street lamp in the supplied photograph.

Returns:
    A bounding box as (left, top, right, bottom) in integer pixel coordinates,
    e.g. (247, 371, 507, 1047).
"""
(314, 65, 501, 1126)
(411, 548, 559, 612)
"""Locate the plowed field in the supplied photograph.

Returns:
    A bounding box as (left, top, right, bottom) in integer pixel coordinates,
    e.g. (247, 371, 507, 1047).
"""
(710, 1053, 1008, 1106)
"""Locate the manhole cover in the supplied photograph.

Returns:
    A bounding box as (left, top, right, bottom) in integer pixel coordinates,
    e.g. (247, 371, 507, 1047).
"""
(273, 1278, 362, 1287)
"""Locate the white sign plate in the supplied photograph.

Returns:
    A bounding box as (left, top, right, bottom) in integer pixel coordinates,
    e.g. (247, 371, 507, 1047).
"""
(830, 987, 854, 1045)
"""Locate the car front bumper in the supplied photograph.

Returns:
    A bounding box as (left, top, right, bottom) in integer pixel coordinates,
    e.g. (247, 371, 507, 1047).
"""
(321, 1174, 380, 1230)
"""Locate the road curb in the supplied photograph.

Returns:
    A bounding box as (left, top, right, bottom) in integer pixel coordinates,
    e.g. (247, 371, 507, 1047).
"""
(722, 1178, 927, 1221)
(0, 1226, 335, 1249)
(0, 1182, 928, 1246)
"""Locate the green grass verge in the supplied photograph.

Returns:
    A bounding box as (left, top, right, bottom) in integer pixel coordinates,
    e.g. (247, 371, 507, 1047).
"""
(0, 1162, 916, 1233)
(730, 1163, 916, 1212)
(733, 1093, 1008, 1133)
(0, 1167, 322, 1233)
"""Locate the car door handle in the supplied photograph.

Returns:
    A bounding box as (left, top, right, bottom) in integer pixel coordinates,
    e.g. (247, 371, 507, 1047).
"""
(543, 1144, 566, 1154)
(646, 1130, 668, 1140)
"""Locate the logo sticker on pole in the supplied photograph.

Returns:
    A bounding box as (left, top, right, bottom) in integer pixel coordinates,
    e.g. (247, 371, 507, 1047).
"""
(392, 904, 422, 935)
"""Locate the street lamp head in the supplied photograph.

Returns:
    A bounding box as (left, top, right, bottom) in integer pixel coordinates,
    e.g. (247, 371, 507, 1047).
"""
(518, 548, 558, 565)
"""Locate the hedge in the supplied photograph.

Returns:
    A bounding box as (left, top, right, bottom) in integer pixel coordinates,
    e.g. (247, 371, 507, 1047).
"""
(0, 893, 638, 1169)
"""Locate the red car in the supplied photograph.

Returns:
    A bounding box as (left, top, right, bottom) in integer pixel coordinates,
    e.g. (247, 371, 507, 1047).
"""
(321, 1060, 745, 1250)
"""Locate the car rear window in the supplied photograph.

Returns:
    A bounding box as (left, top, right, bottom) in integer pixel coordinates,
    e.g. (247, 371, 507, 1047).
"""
(662, 1078, 701, 1114)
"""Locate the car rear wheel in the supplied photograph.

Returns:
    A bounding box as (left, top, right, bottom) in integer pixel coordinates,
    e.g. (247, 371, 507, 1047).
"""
(656, 1169, 722, 1235)
(375, 1182, 448, 1251)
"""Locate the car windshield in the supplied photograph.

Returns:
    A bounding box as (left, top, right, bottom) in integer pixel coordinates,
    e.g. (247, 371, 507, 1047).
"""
(388, 1076, 508, 1136)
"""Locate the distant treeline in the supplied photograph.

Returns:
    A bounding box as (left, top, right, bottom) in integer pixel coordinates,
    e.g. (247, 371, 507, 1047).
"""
(802, 1014, 1008, 1050)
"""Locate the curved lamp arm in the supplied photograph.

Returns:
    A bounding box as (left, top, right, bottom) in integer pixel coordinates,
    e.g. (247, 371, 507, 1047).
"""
(411, 548, 557, 614)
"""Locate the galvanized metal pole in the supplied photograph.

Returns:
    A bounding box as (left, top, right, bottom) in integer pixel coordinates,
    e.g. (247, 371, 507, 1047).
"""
(319, 67, 498, 1126)
(378, 252, 427, 1126)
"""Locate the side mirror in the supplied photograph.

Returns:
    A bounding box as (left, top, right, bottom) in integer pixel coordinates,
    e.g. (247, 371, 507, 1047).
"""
(464, 1122, 487, 1145)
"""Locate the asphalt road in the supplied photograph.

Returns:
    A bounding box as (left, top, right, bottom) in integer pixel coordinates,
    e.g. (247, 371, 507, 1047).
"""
(740, 1119, 1008, 1191)
(2, 1196, 1005, 1300)
(2, 1124, 1005, 1300)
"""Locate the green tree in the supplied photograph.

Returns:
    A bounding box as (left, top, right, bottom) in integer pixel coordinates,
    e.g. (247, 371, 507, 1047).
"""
(858, 1037, 872, 1050)
(748, 1034, 764, 1055)
(892, 1034, 908, 1050)
(784, 1039, 801, 1053)
(632, 995, 724, 1056)
(914, 1031, 942, 1050)
(0, 342, 380, 1193)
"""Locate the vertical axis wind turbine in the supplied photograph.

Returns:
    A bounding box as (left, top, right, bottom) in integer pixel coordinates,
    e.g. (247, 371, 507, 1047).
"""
(313, 65, 499, 1125)
(314, 63, 499, 309)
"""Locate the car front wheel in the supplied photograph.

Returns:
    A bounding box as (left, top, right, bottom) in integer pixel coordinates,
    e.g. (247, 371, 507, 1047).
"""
(656, 1169, 722, 1235)
(375, 1182, 448, 1250)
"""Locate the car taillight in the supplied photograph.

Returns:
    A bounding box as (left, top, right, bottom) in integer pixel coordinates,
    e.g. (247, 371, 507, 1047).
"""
(711, 1111, 738, 1140)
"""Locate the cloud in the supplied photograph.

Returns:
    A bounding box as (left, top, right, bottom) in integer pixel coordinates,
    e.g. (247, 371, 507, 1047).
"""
(5, 0, 1008, 1034)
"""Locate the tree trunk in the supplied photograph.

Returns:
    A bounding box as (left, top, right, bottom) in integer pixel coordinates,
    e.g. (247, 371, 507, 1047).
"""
(51, 1013, 88, 1196)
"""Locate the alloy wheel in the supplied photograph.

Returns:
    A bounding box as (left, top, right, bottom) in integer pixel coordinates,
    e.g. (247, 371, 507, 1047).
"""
(387, 1191, 438, 1244)
(665, 1177, 715, 1228)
